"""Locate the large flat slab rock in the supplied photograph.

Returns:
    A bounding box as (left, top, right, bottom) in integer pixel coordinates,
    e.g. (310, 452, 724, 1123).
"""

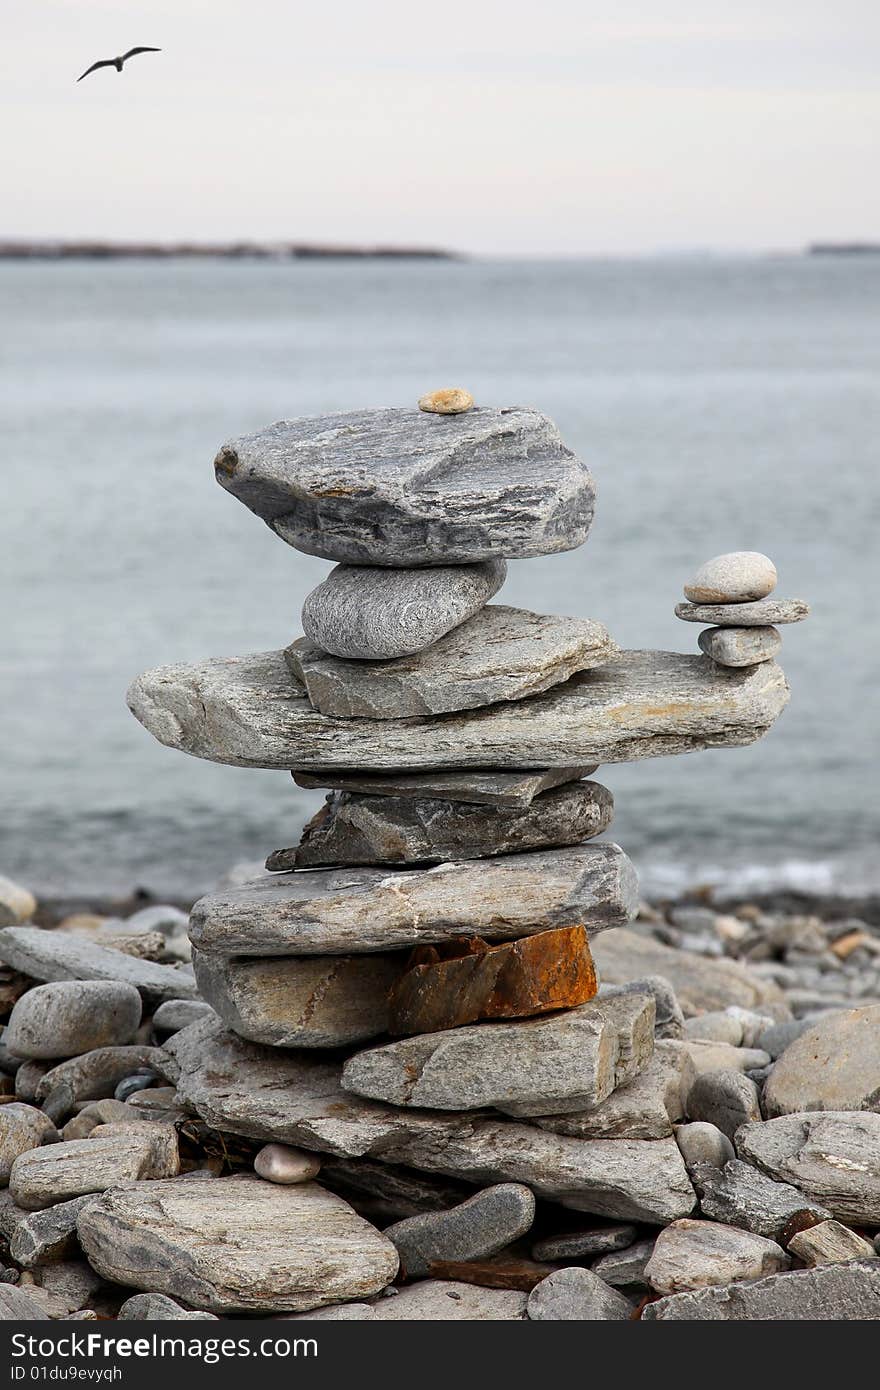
(190, 843, 638, 958)
(735, 1112, 880, 1224)
(272, 780, 614, 870)
(591, 928, 786, 1016)
(534, 1040, 694, 1140)
(127, 649, 789, 771)
(213, 406, 596, 565)
(292, 766, 597, 807)
(643, 1262, 880, 1320)
(763, 1006, 880, 1117)
(166, 1020, 696, 1224)
(77, 1174, 399, 1314)
(286, 607, 617, 719)
(10, 1124, 180, 1210)
(0, 927, 197, 1006)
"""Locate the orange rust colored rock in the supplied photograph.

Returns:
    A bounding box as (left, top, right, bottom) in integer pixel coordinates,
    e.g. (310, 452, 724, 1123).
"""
(387, 925, 597, 1036)
(426, 1254, 558, 1291)
(830, 930, 870, 960)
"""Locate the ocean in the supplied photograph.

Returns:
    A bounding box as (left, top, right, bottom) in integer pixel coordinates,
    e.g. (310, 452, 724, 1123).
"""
(1, 254, 877, 901)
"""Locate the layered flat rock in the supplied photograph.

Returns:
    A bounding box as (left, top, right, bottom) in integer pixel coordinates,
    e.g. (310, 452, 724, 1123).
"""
(213, 406, 596, 565)
(301, 559, 506, 659)
(736, 1112, 880, 1224)
(691, 1159, 830, 1239)
(292, 766, 597, 808)
(0, 927, 197, 1006)
(286, 608, 618, 719)
(190, 844, 638, 958)
(77, 1174, 399, 1314)
(273, 780, 614, 870)
(341, 994, 654, 1114)
(127, 649, 789, 771)
(534, 1040, 694, 1140)
(387, 926, 598, 1035)
(10, 1124, 180, 1210)
(643, 1263, 880, 1320)
(167, 1020, 696, 1223)
(192, 948, 402, 1048)
(763, 1006, 880, 1116)
(788, 1219, 878, 1267)
(591, 928, 786, 1015)
(675, 598, 809, 626)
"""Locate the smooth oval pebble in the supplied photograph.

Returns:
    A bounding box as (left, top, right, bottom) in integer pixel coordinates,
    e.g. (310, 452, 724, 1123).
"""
(684, 552, 777, 604)
(114, 1071, 160, 1102)
(698, 625, 782, 668)
(418, 387, 474, 415)
(254, 1143, 321, 1185)
(5, 981, 143, 1061)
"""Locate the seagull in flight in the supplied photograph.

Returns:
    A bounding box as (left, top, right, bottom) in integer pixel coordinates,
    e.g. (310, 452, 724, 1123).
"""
(77, 47, 161, 83)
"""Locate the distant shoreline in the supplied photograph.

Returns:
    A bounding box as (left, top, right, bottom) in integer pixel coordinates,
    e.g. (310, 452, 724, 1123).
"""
(0, 239, 459, 262)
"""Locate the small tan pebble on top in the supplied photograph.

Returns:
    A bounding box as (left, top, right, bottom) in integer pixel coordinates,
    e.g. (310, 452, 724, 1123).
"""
(418, 388, 474, 415)
(684, 552, 777, 604)
(0, 876, 37, 928)
(254, 1142, 321, 1185)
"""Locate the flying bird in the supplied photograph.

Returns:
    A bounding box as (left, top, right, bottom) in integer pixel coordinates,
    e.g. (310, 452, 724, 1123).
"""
(76, 47, 161, 83)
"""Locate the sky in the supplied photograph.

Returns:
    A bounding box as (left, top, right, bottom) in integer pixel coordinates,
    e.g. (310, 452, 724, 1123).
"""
(3, 1, 880, 254)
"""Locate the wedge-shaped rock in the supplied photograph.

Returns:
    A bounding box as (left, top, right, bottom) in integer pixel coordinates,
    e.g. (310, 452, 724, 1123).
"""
(166, 1020, 696, 1223)
(127, 649, 789, 771)
(736, 1112, 880, 1224)
(691, 1159, 830, 1238)
(763, 1005, 880, 1117)
(192, 948, 401, 1048)
(286, 608, 617, 719)
(534, 1040, 694, 1140)
(643, 1262, 880, 1320)
(10, 1195, 100, 1268)
(592, 928, 786, 1015)
(77, 1174, 399, 1314)
(190, 844, 638, 958)
(10, 1124, 179, 1210)
(213, 406, 596, 565)
(273, 781, 614, 871)
(0, 927, 196, 1006)
(644, 1218, 789, 1294)
(292, 766, 597, 808)
(341, 994, 654, 1114)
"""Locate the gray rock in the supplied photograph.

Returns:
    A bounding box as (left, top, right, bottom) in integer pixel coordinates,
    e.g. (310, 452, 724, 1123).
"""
(0, 1105, 56, 1184)
(675, 598, 809, 626)
(683, 551, 777, 604)
(527, 1267, 632, 1320)
(592, 929, 786, 1015)
(280, 1303, 374, 1321)
(341, 994, 655, 1114)
(292, 766, 597, 808)
(532, 1224, 638, 1262)
(192, 948, 400, 1048)
(532, 1040, 694, 1140)
(21, 1260, 104, 1319)
(254, 1144, 322, 1185)
(758, 1018, 814, 1059)
(0, 928, 197, 1005)
(127, 648, 790, 772)
(0, 876, 36, 928)
(684, 1011, 743, 1045)
(167, 1019, 697, 1223)
(213, 406, 595, 565)
(10, 1195, 99, 1267)
(0, 1283, 50, 1319)
(368, 1280, 528, 1320)
(763, 1006, 880, 1116)
(698, 625, 782, 668)
(643, 1261, 880, 1320)
(115, 1071, 160, 1101)
(190, 843, 638, 958)
(286, 607, 618, 719)
(684, 1041, 771, 1076)
(62, 1098, 133, 1141)
(10, 1123, 180, 1209)
(591, 1238, 656, 1287)
(34, 1047, 173, 1105)
(5, 981, 142, 1061)
(151, 1000, 216, 1034)
(317, 1159, 470, 1223)
(118, 1293, 218, 1320)
(692, 1159, 830, 1237)
(384, 1184, 535, 1278)
(644, 1217, 789, 1294)
(687, 1070, 762, 1140)
(675, 1122, 735, 1169)
(78, 1174, 399, 1314)
(301, 559, 506, 660)
(788, 1219, 878, 1267)
(124, 904, 190, 939)
(736, 1112, 880, 1223)
(599, 975, 685, 1039)
(274, 780, 614, 871)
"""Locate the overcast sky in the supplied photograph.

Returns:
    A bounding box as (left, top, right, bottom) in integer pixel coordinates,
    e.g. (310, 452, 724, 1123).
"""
(4, 1, 880, 254)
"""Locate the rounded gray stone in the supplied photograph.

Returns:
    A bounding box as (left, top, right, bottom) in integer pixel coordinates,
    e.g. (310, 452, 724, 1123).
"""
(151, 1000, 216, 1035)
(675, 598, 808, 626)
(763, 1005, 880, 1116)
(527, 1267, 633, 1320)
(5, 982, 143, 1061)
(0, 1104, 56, 1183)
(686, 1069, 762, 1140)
(698, 625, 782, 668)
(301, 559, 506, 659)
(384, 1183, 536, 1278)
(674, 1121, 735, 1169)
(683, 552, 777, 604)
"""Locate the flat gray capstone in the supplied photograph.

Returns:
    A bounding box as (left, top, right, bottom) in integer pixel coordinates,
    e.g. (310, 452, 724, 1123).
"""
(213, 406, 596, 565)
(77, 1174, 399, 1314)
(286, 607, 618, 719)
(291, 766, 597, 808)
(383, 1183, 536, 1278)
(527, 1267, 632, 1320)
(592, 928, 786, 1015)
(340, 994, 655, 1114)
(762, 1005, 880, 1116)
(4, 981, 143, 1060)
(643, 1262, 880, 1320)
(736, 1112, 880, 1224)
(127, 649, 790, 772)
(533, 1040, 694, 1140)
(189, 843, 638, 958)
(698, 625, 782, 668)
(675, 598, 809, 626)
(0, 927, 197, 1006)
(691, 1159, 830, 1238)
(165, 1018, 696, 1224)
(301, 559, 506, 659)
(272, 780, 614, 871)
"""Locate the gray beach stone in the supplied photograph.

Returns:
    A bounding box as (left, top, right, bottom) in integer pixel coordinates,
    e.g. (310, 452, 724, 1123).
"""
(698, 625, 782, 667)
(5, 981, 142, 1060)
(301, 558, 506, 659)
(675, 598, 809, 626)
(692, 1159, 830, 1237)
(384, 1184, 535, 1278)
(22, 1260, 104, 1319)
(14, 1062, 50, 1103)
(686, 1070, 762, 1140)
(341, 994, 654, 1114)
(370, 1281, 527, 1320)
(736, 1112, 880, 1223)
(683, 1012, 744, 1045)
(644, 1217, 789, 1294)
(10, 1123, 180, 1209)
(532, 1039, 694, 1140)
(591, 1239, 655, 1287)
(192, 948, 400, 1048)
(190, 843, 638, 958)
(127, 648, 790, 772)
(532, 1224, 638, 1262)
(0, 1284, 50, 1319)
(287, 607, 618, 719)
(78, 1174, 399, 1314)
(34, 1047, 172, 1105)
(643, 1261, 880, 1320)
(292, 766, 597, 808)
(254, 1144, 321, 1185)
(151, 1000, 216, 1034)
(10, 1195, 99, 1267)
(214, 406, 596, 565)
(279, 780, 613, 870)
(527, 1267, 632, 1320)
(0, 1105, 56, 1184)
(675, 1122, 735, 1169)
(600, 975, 685, 1039)
(0, 928, 197, 1005)
(758, 1018, 812, 1059)
(683, 552, 777, 604)
(167, 1019, 697, 1223)
(684, 1042, 771, 1075)
(763, 1005, 880, 1116)
(118, 1293, 218, 1320)
(788, 1219, 878, 1267)
(592, 928, 786, 1015)
(0, 877, 36, 927)
(317, 1159, 470, 1224)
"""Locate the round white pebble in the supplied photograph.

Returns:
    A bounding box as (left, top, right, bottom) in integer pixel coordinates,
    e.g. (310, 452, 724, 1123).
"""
(684, 552, 777, 604)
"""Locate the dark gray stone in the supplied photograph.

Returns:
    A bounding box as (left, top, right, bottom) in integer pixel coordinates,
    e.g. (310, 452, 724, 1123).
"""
(527, 1267, 632, 1320)
(675, 598, 809, 626)
(591, 1239, 656, 1287)
(643, 1261, 880, 1319)
(384, 1184, 535, 1278)
(292, 766, 597, 808)
(532, 1224, 638, 1262)
(692, 1159, 830, 1238)
(736, 1112, 880, 1223)
(10, 1195, 99, 1267)
(686, 1070, 762, 1140)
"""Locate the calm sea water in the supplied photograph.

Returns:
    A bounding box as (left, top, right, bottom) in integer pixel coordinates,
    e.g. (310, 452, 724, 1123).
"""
(1, 256, 878, 900)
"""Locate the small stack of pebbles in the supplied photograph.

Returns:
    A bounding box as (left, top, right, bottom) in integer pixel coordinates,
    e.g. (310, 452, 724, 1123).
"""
(675, 551, 809, 668)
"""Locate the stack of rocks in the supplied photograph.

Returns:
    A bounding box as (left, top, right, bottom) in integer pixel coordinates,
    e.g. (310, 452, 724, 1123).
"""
(675, 551, 809, 669)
